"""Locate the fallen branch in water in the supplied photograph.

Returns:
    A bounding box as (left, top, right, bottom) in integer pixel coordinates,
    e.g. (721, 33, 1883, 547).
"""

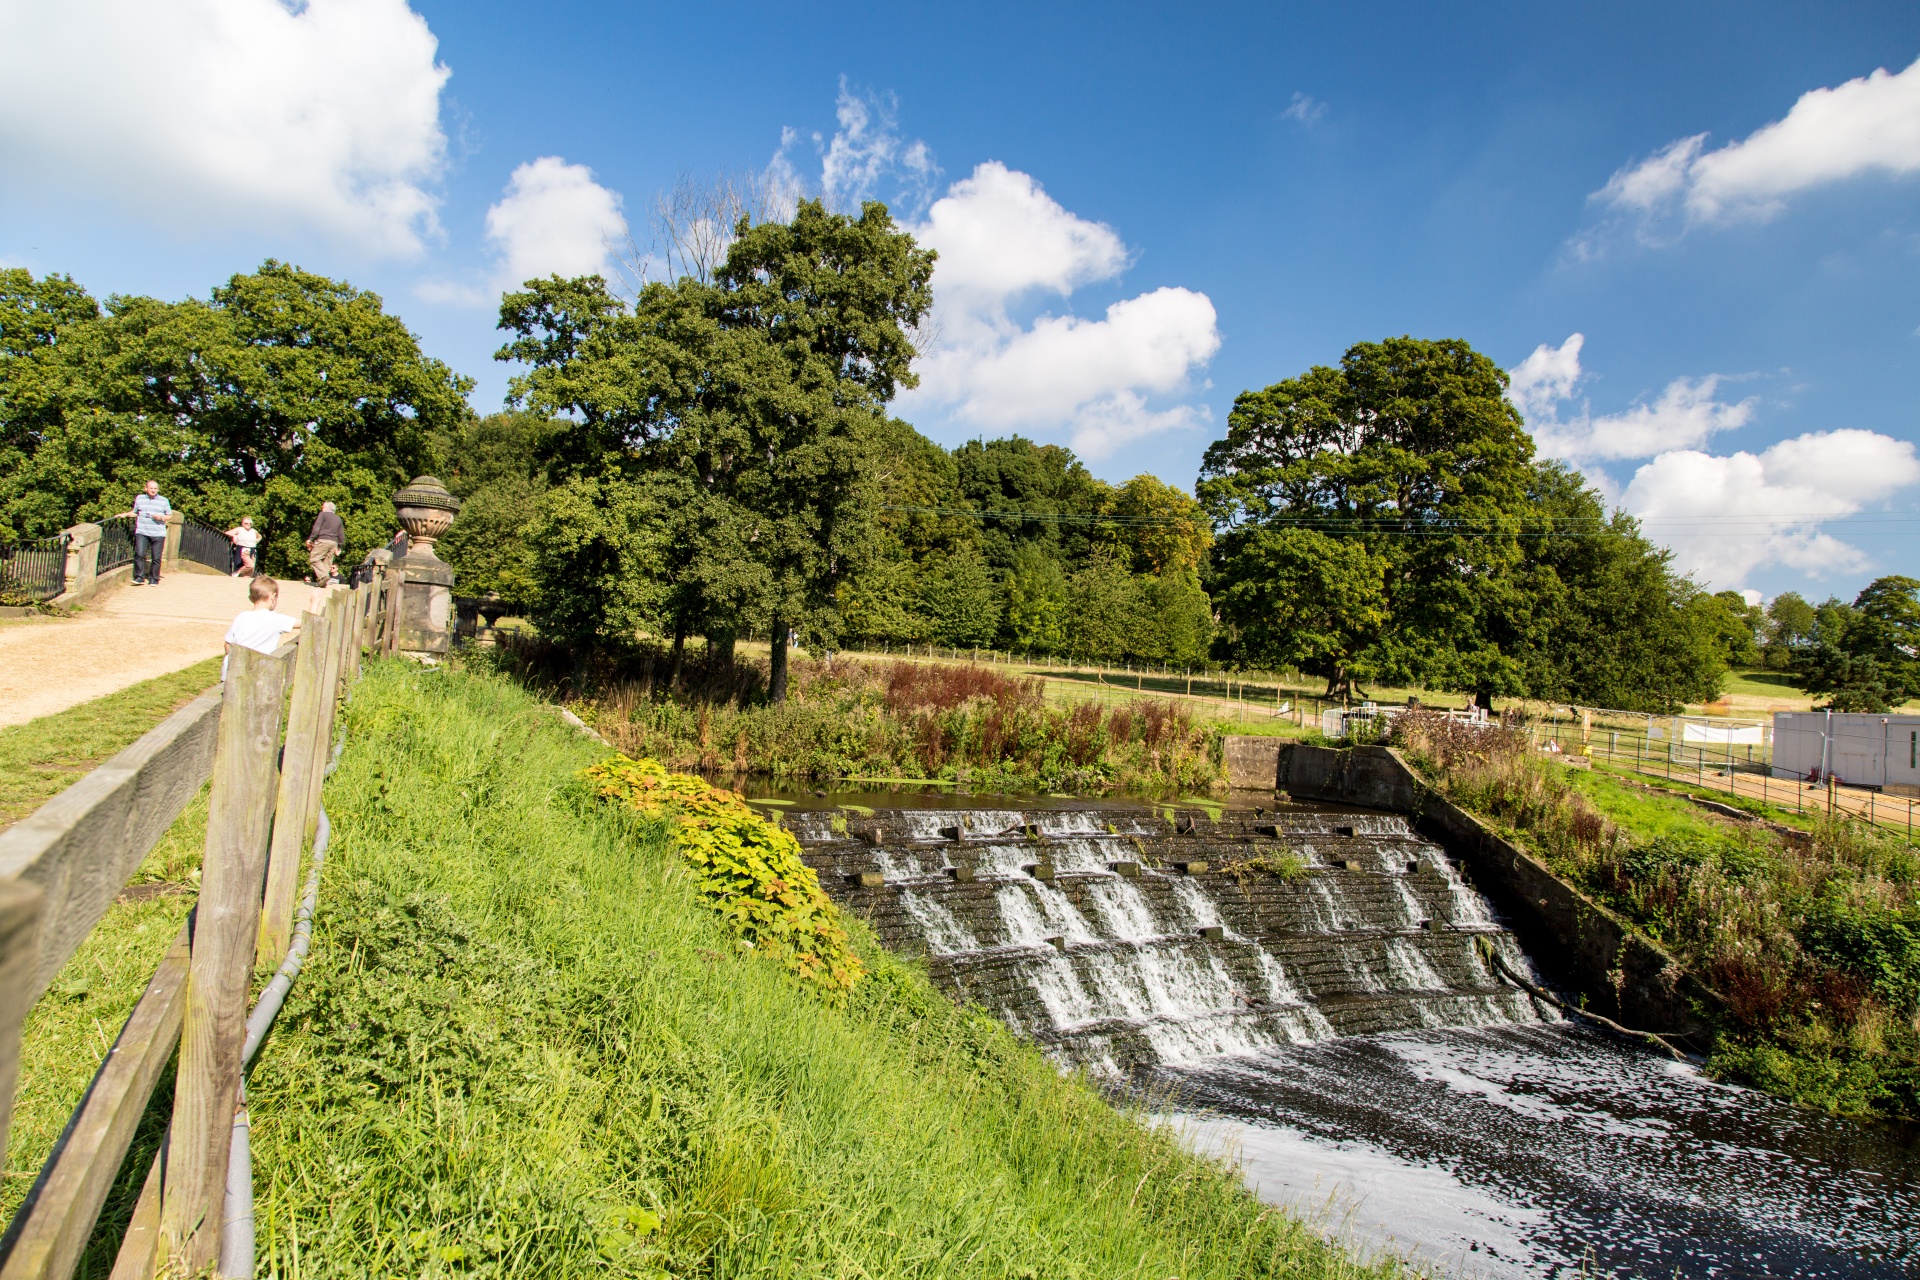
(1479, 941, 1696, 1063)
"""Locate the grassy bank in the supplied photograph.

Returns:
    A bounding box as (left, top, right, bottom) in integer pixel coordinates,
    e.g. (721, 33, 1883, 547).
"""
(0, 657, 219, 831)
(484, 640, 1227, 794)
(246, 662, 1388, 1278)
(1392, 712, 1920, 1119)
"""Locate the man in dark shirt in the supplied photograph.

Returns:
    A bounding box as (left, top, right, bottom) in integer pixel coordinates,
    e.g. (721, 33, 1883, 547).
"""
(305, 501, 346, 585)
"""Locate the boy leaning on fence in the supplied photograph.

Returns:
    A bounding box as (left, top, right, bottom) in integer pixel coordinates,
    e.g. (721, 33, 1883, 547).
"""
(222, 576, 300, 679)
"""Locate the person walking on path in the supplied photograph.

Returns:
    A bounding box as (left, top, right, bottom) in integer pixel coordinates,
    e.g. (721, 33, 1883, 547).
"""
(226, 516, 261, 577)
(117, 479, 172, 586)
(222, 575, 300, 679)
(305, 501, 346, 585)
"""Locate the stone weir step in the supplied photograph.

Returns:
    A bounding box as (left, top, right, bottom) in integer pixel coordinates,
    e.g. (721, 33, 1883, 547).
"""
(787, 803, 1557, 1074)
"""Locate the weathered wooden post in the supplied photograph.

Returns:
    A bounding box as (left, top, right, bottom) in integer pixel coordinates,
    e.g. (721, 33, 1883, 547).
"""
(300, 593, 349, 843)
(0, 879, 44, 1175)
(159, 645, 292, 1271)
(257, 602, 330, 959)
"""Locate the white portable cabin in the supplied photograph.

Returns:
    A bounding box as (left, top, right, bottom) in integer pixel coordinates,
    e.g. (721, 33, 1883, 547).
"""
(1772, 711, 1920, 794)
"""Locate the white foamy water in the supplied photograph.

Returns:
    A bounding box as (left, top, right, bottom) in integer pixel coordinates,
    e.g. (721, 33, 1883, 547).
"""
(899, 890, 978, 955)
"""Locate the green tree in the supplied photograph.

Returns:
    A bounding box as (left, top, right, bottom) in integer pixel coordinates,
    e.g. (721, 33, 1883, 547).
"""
(1704, 590, 1764, 667)
(1004, 542, 1069, 655)
(500, 201, 934, 698)
(954, 435, 1113, 574)
(0, 263, 471, 573)
(1763, 591, 1816, 669)
(1144, 570, 1215, 666)
(1102, 473, 1212, 576)
(918, 546, 1002, 647)
(1796, 577, 1920, 711)
(1200, 337, 1536, 700)
(1209, 527, 1390, 697)
(434, 411, 552, 602)
(1066, 552, 1152, 661)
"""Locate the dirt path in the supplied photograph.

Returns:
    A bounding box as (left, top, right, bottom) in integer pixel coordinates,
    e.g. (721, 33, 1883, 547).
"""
(0, 572, 327, 728)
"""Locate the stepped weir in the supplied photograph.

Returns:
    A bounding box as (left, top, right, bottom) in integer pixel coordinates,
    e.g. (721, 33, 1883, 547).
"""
(791, 801, 1556, 1073)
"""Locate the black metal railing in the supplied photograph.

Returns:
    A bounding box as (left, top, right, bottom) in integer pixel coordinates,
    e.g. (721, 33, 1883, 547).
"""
(0, 532, 70, 602)
(97, 516, 134, 573)
(180, 517, 236, 574)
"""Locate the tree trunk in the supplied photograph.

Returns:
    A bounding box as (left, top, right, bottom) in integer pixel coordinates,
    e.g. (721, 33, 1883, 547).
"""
(668, 618, 687, 690)
(769, 614, 789, 704)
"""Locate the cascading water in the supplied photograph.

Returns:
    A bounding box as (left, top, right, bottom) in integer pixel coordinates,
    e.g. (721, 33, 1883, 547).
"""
(791, 801, 1548, 1073)
(787, 796, 1919, 1276)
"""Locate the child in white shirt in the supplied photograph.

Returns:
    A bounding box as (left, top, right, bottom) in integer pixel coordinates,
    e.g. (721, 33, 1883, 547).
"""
(223, 576, 299, 679)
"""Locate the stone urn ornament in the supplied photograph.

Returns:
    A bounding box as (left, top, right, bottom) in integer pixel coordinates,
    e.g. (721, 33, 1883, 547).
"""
(392, 476, 461, 555)
(389, 476, 462, 657)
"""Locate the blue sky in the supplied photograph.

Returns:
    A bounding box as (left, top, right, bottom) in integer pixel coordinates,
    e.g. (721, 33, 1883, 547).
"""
(2, 0, 1917, 601)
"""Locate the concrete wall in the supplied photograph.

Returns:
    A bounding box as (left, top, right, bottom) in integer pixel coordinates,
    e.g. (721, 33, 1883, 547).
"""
(1243, 739, 1720, 1049)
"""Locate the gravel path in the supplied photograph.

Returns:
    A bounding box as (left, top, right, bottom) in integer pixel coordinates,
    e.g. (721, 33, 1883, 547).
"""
(0, 572, 327, 727)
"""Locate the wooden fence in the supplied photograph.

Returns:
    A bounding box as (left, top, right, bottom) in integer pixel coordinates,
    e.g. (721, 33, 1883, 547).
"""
(0, 569, 404, 1279)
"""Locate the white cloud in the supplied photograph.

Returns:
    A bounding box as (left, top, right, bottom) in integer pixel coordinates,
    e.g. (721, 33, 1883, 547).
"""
(911, 161, 1127, 303)
(1508, 337, 1920, 588)
(1623, 430, 1920, 585)
(1596, 55, 1920, 230)
(1282, 93, 1327, 124)
(418, 157, 627, 307)
(0, 0, 450, 256)
(768, 79, 940, 217)
(485, 158, 627, 287)
(904, 162, 1221, 458)
(1510, 333, 1754, 464)
(1507, 333, 1586, 420)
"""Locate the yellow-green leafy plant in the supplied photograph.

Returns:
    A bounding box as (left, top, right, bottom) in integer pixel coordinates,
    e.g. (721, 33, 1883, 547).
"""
(584, 755, 864, 1000)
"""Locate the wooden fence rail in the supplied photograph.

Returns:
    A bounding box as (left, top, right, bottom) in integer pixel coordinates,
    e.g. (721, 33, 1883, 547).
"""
(0, 572, 397, 1280)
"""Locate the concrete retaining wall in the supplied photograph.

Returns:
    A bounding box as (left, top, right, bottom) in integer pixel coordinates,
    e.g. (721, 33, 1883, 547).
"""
(1244, 739, 1719, 1048)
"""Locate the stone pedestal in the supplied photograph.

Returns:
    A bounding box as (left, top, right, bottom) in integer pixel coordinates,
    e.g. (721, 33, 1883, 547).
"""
(162, 511, 184, 570)
(61, 523, 102, 596)
(390, 476, 462, 658)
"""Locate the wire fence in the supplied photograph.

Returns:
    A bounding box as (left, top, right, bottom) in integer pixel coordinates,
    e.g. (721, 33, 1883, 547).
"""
(828, 642, 1918, 840)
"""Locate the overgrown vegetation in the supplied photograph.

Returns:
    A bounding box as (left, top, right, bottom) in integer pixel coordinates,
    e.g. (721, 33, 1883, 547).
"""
(584, 755, 863, 999)
(1392, 710, 1920, 1118)
(247, 660, 1390, 1278)
(492, 640, 1225, 793)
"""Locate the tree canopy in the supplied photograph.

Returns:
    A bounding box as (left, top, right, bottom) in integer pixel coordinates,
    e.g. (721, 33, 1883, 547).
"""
(0, 262, 471, 573)
(1200, 337, 1725, 710)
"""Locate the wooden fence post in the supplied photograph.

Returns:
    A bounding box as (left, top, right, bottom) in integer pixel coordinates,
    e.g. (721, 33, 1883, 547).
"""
(301, 594, 348, 843)
(158, 645, 292, 1272)
(257, 604, 330, 960)
(0, 879, 44, 1176)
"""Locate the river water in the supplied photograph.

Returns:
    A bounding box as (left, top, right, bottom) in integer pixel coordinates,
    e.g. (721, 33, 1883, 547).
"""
(785, 793, 1920, 1278)
(1159, 1023, 1920, 1278)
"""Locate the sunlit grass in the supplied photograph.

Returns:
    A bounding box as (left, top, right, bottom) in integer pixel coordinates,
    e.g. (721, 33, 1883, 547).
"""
(245, 661, 1397, 1278)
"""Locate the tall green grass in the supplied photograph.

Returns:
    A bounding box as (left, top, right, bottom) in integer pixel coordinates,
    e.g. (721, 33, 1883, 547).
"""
(247, 662, 1389, 1278)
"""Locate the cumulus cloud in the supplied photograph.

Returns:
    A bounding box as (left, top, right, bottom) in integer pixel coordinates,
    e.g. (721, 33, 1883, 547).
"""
(904, 162, 1221, 458)
(486, 158, 627, 286)
(1510, 333, 1754, 464)
(418, 157, 627, 306)
(0, 0, 450, 256)
(1622, 430, 1920, 584)
(1595, 55, 1920, 233)
(1510, 335, 1920, 587)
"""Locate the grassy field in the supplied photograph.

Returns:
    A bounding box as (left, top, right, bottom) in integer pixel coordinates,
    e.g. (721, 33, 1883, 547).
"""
(0, 657, 220, 832)
(244, 662, 1394, 1278)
